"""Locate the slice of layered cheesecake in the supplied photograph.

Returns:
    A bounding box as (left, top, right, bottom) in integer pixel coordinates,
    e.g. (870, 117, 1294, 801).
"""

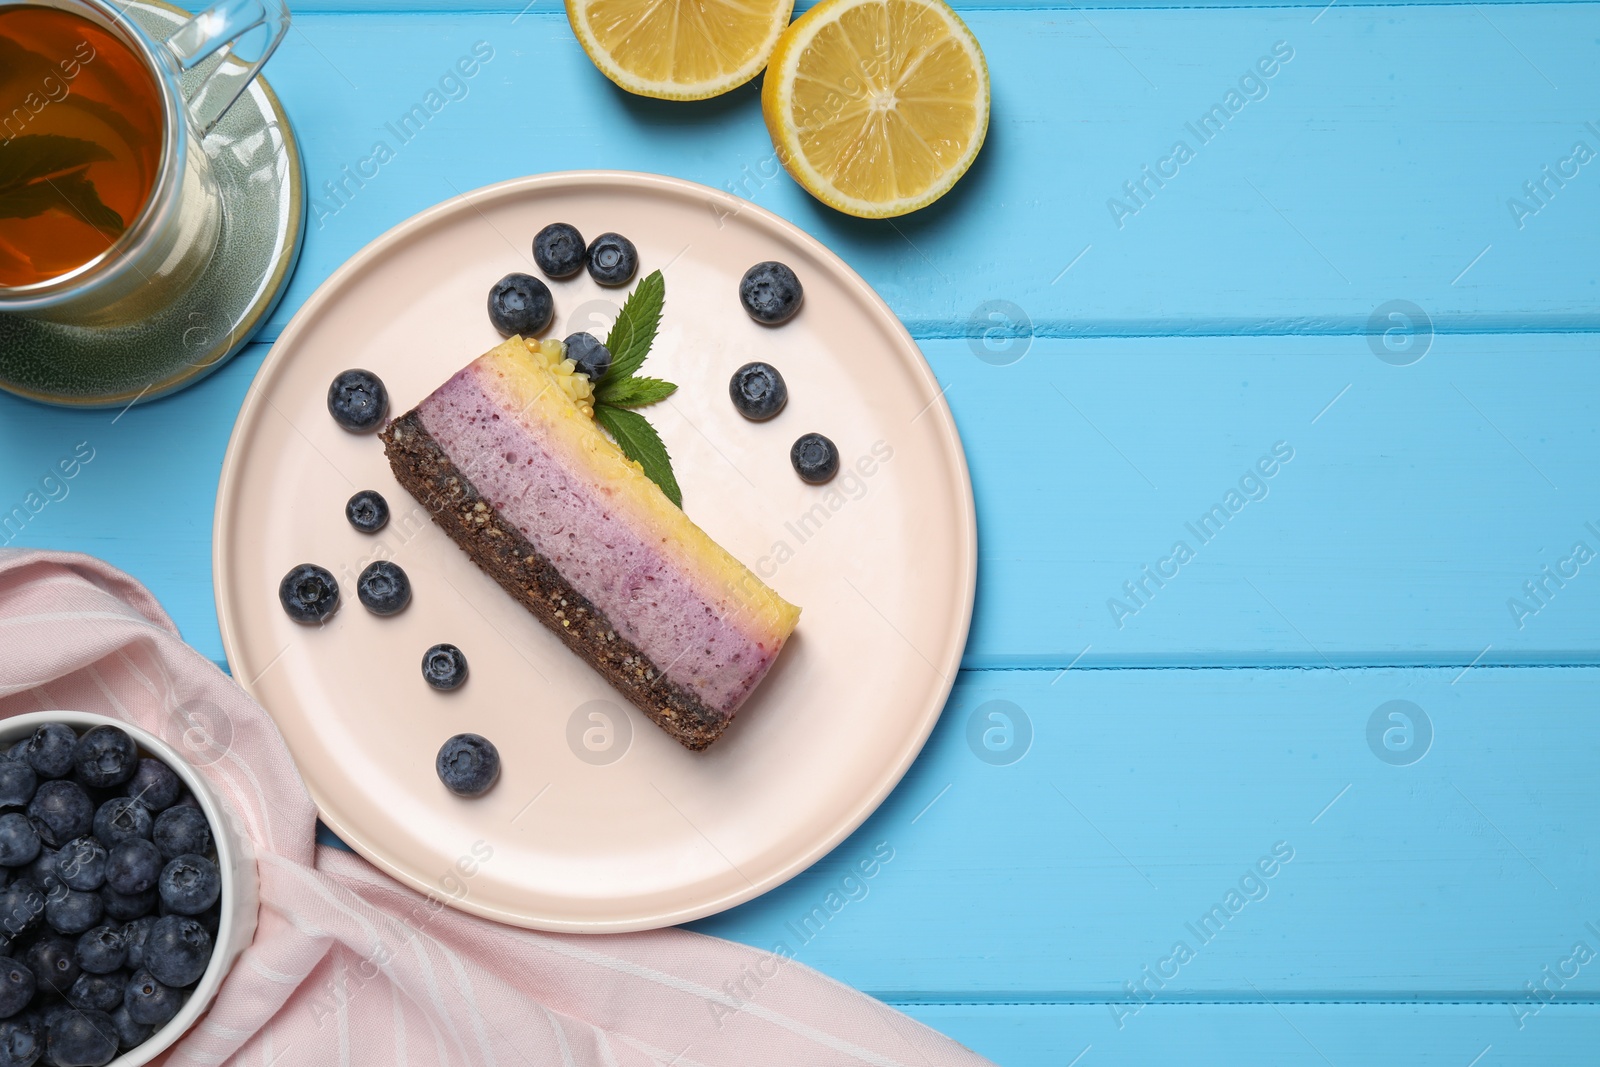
(381, 337, 800, 750)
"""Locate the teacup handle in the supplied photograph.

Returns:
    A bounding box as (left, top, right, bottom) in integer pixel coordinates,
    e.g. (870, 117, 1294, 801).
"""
(165, 0, 292, 136)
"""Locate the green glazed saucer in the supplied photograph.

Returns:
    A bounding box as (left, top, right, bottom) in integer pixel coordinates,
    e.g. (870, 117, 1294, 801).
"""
(0, 0, 304, 408)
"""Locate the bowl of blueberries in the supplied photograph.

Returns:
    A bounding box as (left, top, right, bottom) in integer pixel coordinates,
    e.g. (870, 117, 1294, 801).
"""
(0, 712, 258, 1067)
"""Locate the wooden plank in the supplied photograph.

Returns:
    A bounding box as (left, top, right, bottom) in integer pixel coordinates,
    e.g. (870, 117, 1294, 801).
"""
(690, 666, 1600, 997)
(5, 336, 1596, 668)
(279, 0, 1591, 12)
(248, 6, 1600, 340)
(898, 1004, 1600, 1067)
(935, 335, 1600, 667)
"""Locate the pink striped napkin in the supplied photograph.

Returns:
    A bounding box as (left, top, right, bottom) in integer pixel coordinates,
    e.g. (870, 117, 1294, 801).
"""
(0, 549, 990, 1067)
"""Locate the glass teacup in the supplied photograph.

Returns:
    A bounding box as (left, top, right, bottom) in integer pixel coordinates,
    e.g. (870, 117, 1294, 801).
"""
(0, 0, 290, 327)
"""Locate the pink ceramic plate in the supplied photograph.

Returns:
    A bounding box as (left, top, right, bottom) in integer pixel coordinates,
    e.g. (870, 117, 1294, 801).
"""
(214, 172, 975, 932)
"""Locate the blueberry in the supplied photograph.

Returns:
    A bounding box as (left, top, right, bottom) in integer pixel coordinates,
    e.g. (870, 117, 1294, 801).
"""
(45, 887, 102, 936)
(357, 560, 412, 616)
(0, 958, 32, 1019)
(120, 918, 154, 971)
(0, 761, 35, 810)
(345, 489, 390, 534)
(533, 222, 586, 279)
(2, 742, 25, 764)
(67, 971, 125, 1014)
(278, 563, 340, 624)
(151, 808, 209, 862)
(0, 1019, 37, 1067)
(123, 969, 181, 1026)
(23, 849, 59, 890)
(98, 886, 155, 923)
(143, 916, 211, 988)
(22, 725, 76, 780)
(122, 760, 180, 813)
(46, 1007, 117, 1066)
(23, 935, 78, 995)
(108, 1005, 150, 1051)
(327, 369, 389, 432)
(104, 840, 160, 897)
(74, 927, 126, 975)
(185, 902, 222, 938)
(69, 735, 132, 793)
(57, 839, 106, 893)
(92, 798, 150, 850)
(157, 855, 219, 917)
(563, 332, 612, 381)
(27, 782, 92, 849)
(738, 261, 803, 324)
(421, 644, 467, 691)
(487, 273, 553, 336)
(790, 432, 840, 484)
(585, 232, 637, 286)
(0, 816, 38, 868)
(435, 734, 499, 798)
(71, 727, 136, 791)
(728, 362, 788, 421)
(0, 882, 44, 939)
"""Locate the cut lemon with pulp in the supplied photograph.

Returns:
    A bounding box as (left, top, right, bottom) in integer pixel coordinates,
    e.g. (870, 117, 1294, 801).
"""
(567, 0, 796, 100)
(762, 0, 989, 218)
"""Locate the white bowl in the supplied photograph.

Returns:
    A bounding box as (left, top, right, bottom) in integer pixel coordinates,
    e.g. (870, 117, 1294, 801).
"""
(0, 711, 259, 1066)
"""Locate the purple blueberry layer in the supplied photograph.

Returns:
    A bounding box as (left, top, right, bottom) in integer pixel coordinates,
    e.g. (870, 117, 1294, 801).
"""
(416, 363, 779, 715)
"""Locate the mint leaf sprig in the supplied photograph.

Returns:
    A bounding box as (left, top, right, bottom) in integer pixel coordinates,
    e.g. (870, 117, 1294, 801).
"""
(591, 270, 682, 507)
(0, 134, 125, 235)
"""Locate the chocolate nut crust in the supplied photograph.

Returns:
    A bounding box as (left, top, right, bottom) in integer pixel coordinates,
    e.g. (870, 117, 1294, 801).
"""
(380, 410, 729, 751)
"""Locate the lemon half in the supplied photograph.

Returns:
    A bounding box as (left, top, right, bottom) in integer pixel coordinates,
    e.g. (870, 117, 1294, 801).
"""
(567, 0, 796, 100)
(761, 0, 990, 218)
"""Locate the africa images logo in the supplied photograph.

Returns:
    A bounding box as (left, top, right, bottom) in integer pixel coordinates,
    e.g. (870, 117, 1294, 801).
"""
(311, 43, 496, 228)
(1106, 42, 1295, 230)
(1107, 441, 1294, 629)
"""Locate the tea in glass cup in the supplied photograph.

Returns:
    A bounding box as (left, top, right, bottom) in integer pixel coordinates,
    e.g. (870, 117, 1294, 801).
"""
(0, 6, 166, 287)
(0, 0, 290, 328)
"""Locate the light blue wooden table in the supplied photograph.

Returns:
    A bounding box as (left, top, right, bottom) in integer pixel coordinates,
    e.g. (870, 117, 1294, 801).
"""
(3, 0, 1599, 1062)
